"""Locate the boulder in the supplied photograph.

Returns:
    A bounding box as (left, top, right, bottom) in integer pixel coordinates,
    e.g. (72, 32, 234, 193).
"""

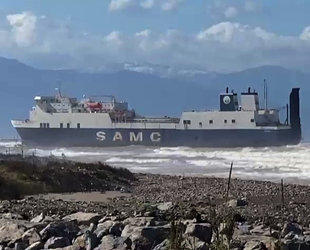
(227, 199, 248, 208)
(122, 225, 170, 248)
(40, 220, 80, 242)
(1, 214, 24, 220)
(0, 221, 27, 244)
(22, 228, 41, 245)
(100, 235, 131, 250)
(94, 221, 114, 240)
(44, 237, 70, 249)
(25, 241, 44, 250)
(109, 223, 124, 237)
(30, 213, 44, 223)
(157, 202, 173, 211)
(153, 239, 169, 250)
(281, 222, 302, 237)
(123, 217, 155, 227)
(184, 236, 209, 250)
(185, 223, 212, 244)
(62, 212, 102, 226)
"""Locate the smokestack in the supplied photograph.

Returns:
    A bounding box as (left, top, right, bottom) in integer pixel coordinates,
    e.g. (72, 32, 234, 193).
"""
(289, 88, 301, 143)
(226, 87, 229, 93)
(248, 87, 251, 93)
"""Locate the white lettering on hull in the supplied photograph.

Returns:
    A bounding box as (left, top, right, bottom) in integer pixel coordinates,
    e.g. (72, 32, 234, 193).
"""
(113, 132, 123, 141)
(150, 132, 161, 142)
(130, 132, 143, 141)
(96, 131, 161, 142)
(96, 131, 106, 141)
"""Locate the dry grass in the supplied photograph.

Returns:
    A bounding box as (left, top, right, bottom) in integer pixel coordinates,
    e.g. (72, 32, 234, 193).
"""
(0, 158, 136, 200)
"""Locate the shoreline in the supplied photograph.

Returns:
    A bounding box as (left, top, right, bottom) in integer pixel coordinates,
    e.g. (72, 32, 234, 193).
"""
(0, 156, 310, 249)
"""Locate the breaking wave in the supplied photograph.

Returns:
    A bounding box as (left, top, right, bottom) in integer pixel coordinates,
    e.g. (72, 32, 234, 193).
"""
(1, 141, 310, 184)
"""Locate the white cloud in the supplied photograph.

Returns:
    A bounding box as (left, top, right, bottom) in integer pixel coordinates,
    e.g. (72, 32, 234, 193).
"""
(109, 0, 183, 11)
(160, 0, 183, 11)
(140, 0, 155, 9)
(224, 7, 238, 19)
(109, 0, 133, 11)
(136, 29, 152, 37)
(6, 12, 37, 47)
(1, 12, 310, 73)
(300, 27, 310, 40)
(244, 0, 258, 12)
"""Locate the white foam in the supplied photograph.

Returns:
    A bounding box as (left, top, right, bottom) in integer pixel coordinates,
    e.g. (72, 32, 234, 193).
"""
(0, 141, 21, 148)
(106, 157, 171, 164)
(4, 142, 310, 184)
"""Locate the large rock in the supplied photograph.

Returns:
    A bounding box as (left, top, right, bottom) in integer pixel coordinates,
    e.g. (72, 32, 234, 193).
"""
(30, 213, 44, 223)
(62, 212, 102, 226)
(109, 222, 124, 237)
(281, 222, 302, 237)
(44, 237, 70, 249)
(183, 236, 209, 250)
(40, 220, 80, 242)
(1, 214, 24, 220)
(100, 235, 131, 250)
(157, 202, 173, 211)
(285, 241, 310, 250)
(122, 225, 170, 248)
(227, 199, 248, 208)
(123, 217, 155, 227)
(0, 221, 27, 244)
(22, 228, 41, 245)
(94, 221, 114, 240)
(185, 223, 212, 244)
(239, 236, 277, 250)
(25, 242, 44, 250)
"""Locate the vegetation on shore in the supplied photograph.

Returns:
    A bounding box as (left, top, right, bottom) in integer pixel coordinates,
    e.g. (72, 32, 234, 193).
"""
(0, 156, 136, 200)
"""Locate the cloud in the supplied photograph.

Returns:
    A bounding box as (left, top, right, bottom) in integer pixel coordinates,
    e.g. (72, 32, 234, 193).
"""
(140, 0, 155, 9)
(160, 0, 184, 11)
(6, 12, 37, 47)
(224, 7, 238, 19)
(300, 27, 310, 40)
(109, 0, 183, 11)
(109, 0, 133, 11)
(1, 12, 310, 73)
(208, 0, 261, 20)
(244, 0, 258, 12)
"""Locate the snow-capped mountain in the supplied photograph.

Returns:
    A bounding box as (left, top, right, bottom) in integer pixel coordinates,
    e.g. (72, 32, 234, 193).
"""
(79, 62, 212, 78)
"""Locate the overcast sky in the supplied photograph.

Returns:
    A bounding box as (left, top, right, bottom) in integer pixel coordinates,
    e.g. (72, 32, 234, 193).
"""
(0, 0, 310, 73)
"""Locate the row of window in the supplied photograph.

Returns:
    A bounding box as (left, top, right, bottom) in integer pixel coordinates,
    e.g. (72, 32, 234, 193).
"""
(183, 119, 255, 126)
(40, 123, 81, 128)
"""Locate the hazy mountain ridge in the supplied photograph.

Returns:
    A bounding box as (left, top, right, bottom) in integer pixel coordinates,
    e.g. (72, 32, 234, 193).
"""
(0, 57, 309, 139)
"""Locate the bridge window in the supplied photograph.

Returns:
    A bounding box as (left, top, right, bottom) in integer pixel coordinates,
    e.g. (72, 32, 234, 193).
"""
(199, 122, 202, 127)
(224, 120, 227, 124)
(77, 123, 81, 129)
(183, 120, 191, 125)
(46, 123, 50, 128)
(250, 119, 255, 123)
(232, 119, 236, 123)
(209, 120, 213, 124)
(67, 123, 70, 128)
(40, 123, 43, 128)
(60, 123, 63, 128)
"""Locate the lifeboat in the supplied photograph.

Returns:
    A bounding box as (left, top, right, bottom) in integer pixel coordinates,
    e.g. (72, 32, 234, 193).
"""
(87, 102, 102, 109)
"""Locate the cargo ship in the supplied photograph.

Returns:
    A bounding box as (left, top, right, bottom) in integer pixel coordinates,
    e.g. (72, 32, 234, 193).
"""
(11, 86, 301, 148)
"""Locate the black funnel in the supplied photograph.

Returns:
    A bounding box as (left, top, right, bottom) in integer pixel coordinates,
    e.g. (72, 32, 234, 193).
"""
(289, 88, 301, 143)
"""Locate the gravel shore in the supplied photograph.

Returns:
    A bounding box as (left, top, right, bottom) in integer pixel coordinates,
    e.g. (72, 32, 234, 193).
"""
(1, 156, 310, 249)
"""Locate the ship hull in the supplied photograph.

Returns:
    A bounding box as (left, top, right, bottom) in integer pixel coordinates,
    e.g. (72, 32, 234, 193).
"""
(14, 127, 301, 148)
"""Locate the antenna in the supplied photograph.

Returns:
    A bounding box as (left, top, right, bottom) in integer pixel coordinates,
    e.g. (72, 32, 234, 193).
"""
(264, 79, 268, 111)
(55, 80, 62, 98)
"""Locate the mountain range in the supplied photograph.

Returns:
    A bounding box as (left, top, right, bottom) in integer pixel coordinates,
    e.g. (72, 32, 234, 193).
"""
(0, 57, 309, 141)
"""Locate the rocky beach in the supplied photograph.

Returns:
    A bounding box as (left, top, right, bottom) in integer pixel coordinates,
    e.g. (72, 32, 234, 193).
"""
(0, 155, 309, 250)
